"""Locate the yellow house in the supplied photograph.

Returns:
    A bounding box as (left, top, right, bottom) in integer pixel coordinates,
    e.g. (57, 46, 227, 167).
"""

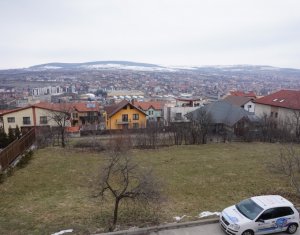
(1, 102, 71, 134)
(104, 100, 147, 130)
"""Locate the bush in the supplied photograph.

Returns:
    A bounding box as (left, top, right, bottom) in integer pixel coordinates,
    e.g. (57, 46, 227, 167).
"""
(0, 170, 5, 184)
(17, 150, 34, 168)
(6, 166, 14, 177)
(73, 139, 105, 151)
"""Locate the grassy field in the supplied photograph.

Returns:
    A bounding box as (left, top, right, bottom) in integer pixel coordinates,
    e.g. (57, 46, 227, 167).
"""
(0, 142, 297, 234)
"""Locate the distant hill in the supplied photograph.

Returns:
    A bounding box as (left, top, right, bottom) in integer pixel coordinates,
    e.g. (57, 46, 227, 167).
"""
(27, 61, 172, 72)
(1, 61, 300, 76)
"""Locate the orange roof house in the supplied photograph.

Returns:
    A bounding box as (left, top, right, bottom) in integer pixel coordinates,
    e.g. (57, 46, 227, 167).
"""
(135, 101, 164, 122)
(104, 100, 147, 130)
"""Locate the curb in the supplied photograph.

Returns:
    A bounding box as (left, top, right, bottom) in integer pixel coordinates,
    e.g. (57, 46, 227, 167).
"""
(94, 217, 219, 235)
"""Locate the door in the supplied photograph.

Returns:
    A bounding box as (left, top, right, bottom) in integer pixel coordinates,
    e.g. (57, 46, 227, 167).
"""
(255, 208, 281, 234)
(273, 207, 295, 232)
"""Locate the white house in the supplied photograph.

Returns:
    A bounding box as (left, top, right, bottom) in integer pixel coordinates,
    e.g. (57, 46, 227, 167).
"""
(254, 90, 300, 132)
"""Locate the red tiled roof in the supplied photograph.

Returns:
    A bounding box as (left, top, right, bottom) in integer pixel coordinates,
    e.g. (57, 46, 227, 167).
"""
(230, 91, 256, 98)
(0, 106, 32, 115)
(33, 102, 73, 112)
(0, 109, 11, 115)
(135, 101, 163, 110)
(0, 102, 96, 116)
(255, 90, 300, 110)
(73, 102, 100, 112)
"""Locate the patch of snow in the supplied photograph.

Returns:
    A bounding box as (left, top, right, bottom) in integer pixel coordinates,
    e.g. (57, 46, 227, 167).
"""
(199, 211, 220, 218)
(42, 66, 62, 69)
(51, 229, 73, 235)
(173, 215, 187, 222)
(167, 65, 198, 70)
(81, 64, 177, 72)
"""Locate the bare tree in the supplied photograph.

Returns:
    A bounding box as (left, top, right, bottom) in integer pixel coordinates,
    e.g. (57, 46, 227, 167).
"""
(271, 145, 300, 195)
(47, 104, 72, 148)
(290, 110, 300, 142)
(190, 109, 211, 144)
(98, 137, 161, 231)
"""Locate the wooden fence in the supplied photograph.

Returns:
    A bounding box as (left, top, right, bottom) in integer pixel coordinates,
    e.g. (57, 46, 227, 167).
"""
(0, 128, 36, 171)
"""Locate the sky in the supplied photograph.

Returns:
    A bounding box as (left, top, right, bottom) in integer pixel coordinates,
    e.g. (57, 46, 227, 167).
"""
(0, 0, 300, 69)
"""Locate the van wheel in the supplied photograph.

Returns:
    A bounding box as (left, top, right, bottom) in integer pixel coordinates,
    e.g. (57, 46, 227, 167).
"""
(242, 230, 254, 235)
(287, 223, 298, 234)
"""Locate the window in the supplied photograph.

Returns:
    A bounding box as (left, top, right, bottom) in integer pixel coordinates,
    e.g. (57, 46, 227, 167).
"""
(23, 117, 31, 125)
(72, 113, 78, 118)
(236, 199, 263, 220)
(270, 112, 273, 117)
(258, 208, 277, 221)
(40, 116, 48, 124)
(133, 114, 139, 120)
(248, 105, 252, 109)
(175, 113, 182, 120)
(274, 207, 294, 217)
(7, 117, 15, 123)
(275, 112, 278, 118)
(122, 114, 128, 122)
(133, 123, 139, 129)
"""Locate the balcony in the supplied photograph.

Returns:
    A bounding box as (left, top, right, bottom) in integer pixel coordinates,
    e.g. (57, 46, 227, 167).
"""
(116, 119, 131, 124)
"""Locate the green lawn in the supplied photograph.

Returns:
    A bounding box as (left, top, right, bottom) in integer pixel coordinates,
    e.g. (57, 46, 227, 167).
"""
(0, 143, 296, 234)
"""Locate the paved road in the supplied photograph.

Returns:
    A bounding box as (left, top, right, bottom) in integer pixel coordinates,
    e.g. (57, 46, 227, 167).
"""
(150, 223, 300, 235)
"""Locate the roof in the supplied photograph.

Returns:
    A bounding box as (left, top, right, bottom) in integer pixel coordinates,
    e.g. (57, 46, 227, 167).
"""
(104, 100, 147, 118)
(0, 101, 100, 116)
(230, 91, 256, 98)
(33, 102, 73, 112)
(255, 90, 300, 110)
(73, 102, 100, 112)
(0, 109, 12, 115)
(251, 195, 293, 210)
(223, 96, 253, 107)
(135, 101, 163, 110)
(188, 101, 258, 127)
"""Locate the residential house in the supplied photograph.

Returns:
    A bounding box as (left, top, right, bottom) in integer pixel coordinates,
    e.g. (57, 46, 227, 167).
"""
(0, 102, 72, 134)
(223, 95, 255, 113)
(104, 100, 147, 130)
(254, 90, 300, 130)
(0, 101, 102, 134)
(187, 101, 259, 137)
(71, 102, 101, 129)
(163, 97, 201, 125)
(135, 101, 164, 122)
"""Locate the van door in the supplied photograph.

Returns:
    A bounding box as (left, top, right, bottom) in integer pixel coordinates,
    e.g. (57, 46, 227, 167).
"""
(255, 208, 281, 234)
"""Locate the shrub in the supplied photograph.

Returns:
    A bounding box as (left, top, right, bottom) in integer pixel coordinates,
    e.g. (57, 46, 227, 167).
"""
(73, 139, 105, 151)
(0, 170, 5, 184)
(17, 150, 34, 168)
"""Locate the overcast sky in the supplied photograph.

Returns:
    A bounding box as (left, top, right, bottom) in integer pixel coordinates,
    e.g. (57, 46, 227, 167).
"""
(1, 0, 300, 69)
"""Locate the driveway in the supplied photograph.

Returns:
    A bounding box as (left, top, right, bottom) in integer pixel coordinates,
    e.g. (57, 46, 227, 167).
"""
(150, 223, 300, 235)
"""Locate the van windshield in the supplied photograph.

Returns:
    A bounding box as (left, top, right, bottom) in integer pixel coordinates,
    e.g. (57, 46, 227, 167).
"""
(236, 199, 263, 220)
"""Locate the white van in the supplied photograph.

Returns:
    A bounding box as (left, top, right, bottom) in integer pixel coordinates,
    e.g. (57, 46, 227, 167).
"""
(220, 195, 299, 235)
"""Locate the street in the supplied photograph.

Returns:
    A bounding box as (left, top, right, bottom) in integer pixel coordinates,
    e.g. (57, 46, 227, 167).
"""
(150, 223, 300, 235)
